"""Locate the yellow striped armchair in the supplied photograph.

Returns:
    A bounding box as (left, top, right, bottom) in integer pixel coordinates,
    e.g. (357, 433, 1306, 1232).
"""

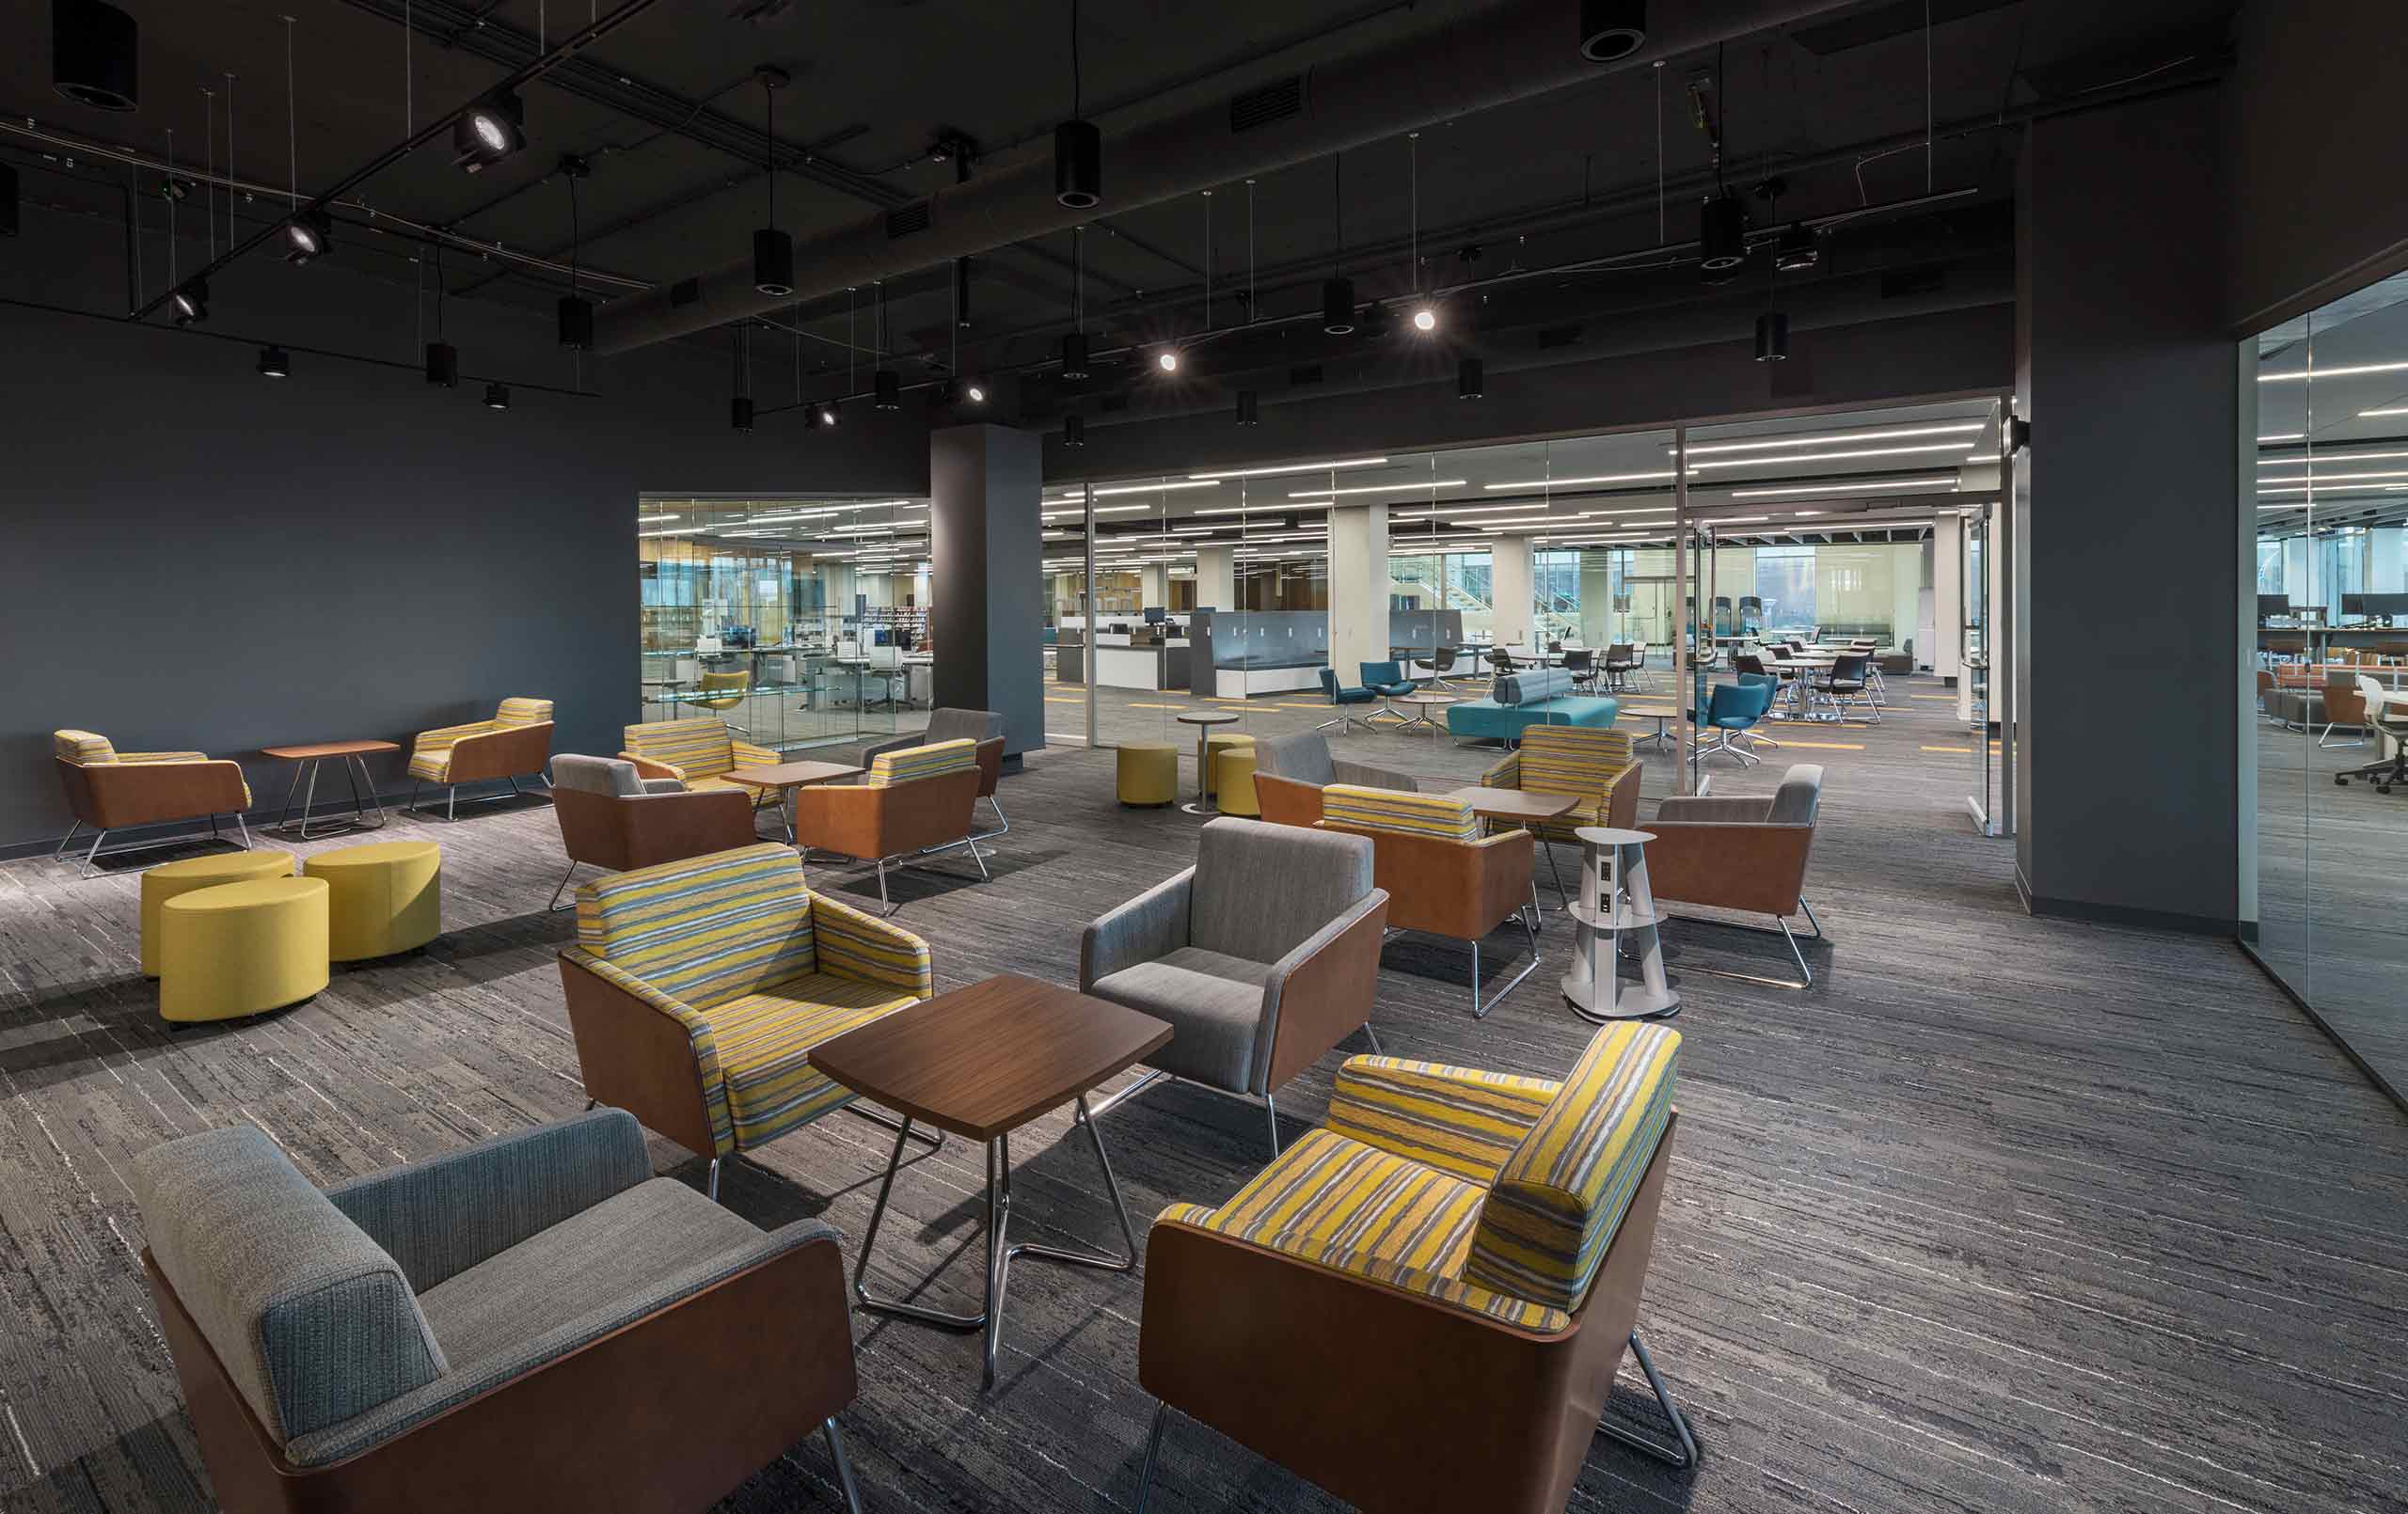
(1481, 724, 1639, 901)
(1135, 1022, 1692, 1514)
(406, 697, 555, 819)
(556, 843, 935, 1201)
(52, 729, 255, 876)
(619, 717, 783, 811)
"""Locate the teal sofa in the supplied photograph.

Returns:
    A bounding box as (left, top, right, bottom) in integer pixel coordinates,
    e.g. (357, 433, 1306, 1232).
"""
(1447, 667, 1619, 743)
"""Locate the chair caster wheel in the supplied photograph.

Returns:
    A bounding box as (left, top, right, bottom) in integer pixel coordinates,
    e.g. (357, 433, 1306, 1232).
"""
(2337, 775, 2350, 786)
(2383, 785, 2395, 795)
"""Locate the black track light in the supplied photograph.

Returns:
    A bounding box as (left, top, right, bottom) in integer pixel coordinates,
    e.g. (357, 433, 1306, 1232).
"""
(282, 207, 332, 262)
(169, 276, 208, 325)
(1060, 332, 1089, 381)
(1236, 390, 1259, 426)
(1773, 221, 1819, 273)
(256, 344, 290, 378)
(1063, 414, 1085, 449)
(1457, 357, 1484, 400)
(53, 0, 139, 112)
(424, 340, 459, 388)
(454, 88, 526, 173)
(1322, 276, 1356, 335)
(483, 382, 510, 410)
(1699, 192, 1748, 271)
(874, 370, 901, 410)
(1754, 310, 1789, 362)
(752, 229, 794, 297)
(1054, 119, 1101, 209)
(557, 294, 594, 350)
(1578, 0, 1646, 62)
(732, 396, 755, 432)
(1, 162, 20, 239)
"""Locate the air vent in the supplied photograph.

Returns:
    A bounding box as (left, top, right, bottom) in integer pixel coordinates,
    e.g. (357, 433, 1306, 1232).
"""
(1230, 75, 1306, 134)
(1537, 323, 1584, 350)
(1288, 364, 1323, 386)
(1879, 266, 1946, 298)
(670, 277, 700, 308)
(886, 201, 932, 239)
(1791, 0, 2014, 56)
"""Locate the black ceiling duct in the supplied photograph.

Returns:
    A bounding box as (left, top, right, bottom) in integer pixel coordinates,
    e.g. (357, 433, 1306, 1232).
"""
(1055, 120, 1101, 209)
(557, 295, 594, 349)
(1063, 414, 1086, 448)
(53, 0, 137, 111)
(1699, 192, 1748, 270)
(1060, 332, 1090, 380)
(1578, 0, 1646, 61)
(1322, 276, 1356, 335)
(1458, 356, 1484, 399)
(424, 341, 459, 387)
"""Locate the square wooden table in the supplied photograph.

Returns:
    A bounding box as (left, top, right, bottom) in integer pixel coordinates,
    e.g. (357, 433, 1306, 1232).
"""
(723, 759, 861, 843)
(810, 973, 1171, 1386)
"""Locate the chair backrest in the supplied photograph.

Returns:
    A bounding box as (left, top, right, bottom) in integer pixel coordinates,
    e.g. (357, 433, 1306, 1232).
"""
(132, 1125, 447, 1448)
(1830, 654, 1868, 682)
(1318, 667, 1345, 702)
(1487, 648, 1516, 671)
(1562, 648, 1592, 671)
(1704, 684, 1756, 726)
(1320, 784, 1479, 843)
(1256, 732, 1339, 787)
(1360, 660, 1405, 687)
(1516, 725, 1635, 797)
(576, 842, 814, 1008)
(552, 753, 646, 796)
(54, 729, 117, 764)
(1734, 652, 1768, 677)
(1463, 1021, 1680, 1314)
(921, 708, 1006, 747)
(1432, 647, 1457, 672)
(1767, 765, 1824, 823)
(696, 671, 750, 711)
(495, 697, 554, 727)
(624, 717, 737, 779)
(1492, 666, 1576, 706)
(1189, 816, 1373, 964)
(2357, 674, 2397, 729)
(863, 736, 978, 788)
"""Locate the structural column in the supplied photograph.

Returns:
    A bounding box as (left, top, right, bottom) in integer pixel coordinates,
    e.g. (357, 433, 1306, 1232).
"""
(1490, 534, 1534, 649)
(1141, 564, 1167, 611)
(1327, 503, 1390, 682)
(931, 424, 1044, 758)
(1194, 546, 1236, 613)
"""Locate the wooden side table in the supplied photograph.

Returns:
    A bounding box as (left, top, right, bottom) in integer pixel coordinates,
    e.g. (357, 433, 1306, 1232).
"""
(722, 758, 861, 844)
(261, 740, 400, 839)
(1562, 826, 1680, 1022)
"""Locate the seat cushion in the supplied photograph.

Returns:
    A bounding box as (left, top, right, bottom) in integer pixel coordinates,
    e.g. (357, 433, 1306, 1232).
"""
(416, 1177, 759, 1369)
(705, 972, 919, 1150)
(1199, 1127, 1488, 1276)
(1089, 946, 1270, 1091)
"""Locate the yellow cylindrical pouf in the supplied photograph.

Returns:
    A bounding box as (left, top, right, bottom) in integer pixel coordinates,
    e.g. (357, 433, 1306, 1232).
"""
(159, 878, 329, 1022)
(140, 850, 295, 977)
(1117, 744, 1180, 807)
(305, 841, 444, 961)
(1217, 749, 1261, 817)
(1202, 733, 1256, 796)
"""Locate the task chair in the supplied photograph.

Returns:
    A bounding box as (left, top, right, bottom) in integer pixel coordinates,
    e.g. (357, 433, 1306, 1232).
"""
(1359, 660, 1416, 729)
(2337, 675, 2408, 792)
(1316, 668, 1380, 734)
(1693, 681, 1778, 765)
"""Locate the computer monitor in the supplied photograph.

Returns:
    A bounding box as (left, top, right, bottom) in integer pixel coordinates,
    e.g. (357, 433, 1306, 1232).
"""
(2344, 592, 2368, 618)
(2258, 593, 2291, 620)
(2367, 592, 2408, 619)
(1144, 607, 1166, 625)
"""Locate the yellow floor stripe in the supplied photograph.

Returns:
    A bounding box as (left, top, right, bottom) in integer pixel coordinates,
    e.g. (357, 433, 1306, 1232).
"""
(1774, 739, 1866, 750)
(1129, 702, 1191, 710)
(1922, 744, 1972, 753)
(1909, 694, 1956, 702)
(1044, 698, 1084, 705)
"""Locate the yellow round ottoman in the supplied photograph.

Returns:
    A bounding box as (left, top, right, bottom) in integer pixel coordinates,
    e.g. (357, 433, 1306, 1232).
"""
(1117, 744, 1179, 807)
(159, 877, 329, 1023)
(1203, 732, 1256, 796)
(305, 841, 443, 961)
(1216, 748, 1261, 817)
(141, 850, 294, 978)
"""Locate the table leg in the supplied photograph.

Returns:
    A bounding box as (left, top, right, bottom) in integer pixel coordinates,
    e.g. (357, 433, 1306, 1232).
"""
(342, 753, 388, 830)
(1180, 729, 1218, 815)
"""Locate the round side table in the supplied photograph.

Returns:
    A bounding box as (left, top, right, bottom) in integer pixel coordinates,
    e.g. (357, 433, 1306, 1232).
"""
(1175, 711, 1242, 815)
(1562, 826, 1680, 1022)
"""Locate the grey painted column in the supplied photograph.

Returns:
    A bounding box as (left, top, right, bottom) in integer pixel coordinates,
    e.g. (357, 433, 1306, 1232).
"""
(931, 424, 1044, 758)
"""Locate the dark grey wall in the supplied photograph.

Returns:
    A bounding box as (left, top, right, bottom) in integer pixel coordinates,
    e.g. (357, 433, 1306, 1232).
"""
(930, 424, 1044, 757)
(2014, 88, 2239, 931)
(0, 212, 929, 852)
(2225, 0, 2408, 332)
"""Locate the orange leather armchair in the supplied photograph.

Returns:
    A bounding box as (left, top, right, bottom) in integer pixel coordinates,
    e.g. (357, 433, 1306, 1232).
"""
(1645, 764, 1825, 986)
(1316, 784, 1537, 1017)
(52, 730, 254, 877)
(791, 737, 999, 914)
(547, 754, 761, 909)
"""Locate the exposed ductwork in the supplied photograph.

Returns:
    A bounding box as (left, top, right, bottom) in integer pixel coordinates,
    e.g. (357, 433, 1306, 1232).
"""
(591, 0, 1864, 355)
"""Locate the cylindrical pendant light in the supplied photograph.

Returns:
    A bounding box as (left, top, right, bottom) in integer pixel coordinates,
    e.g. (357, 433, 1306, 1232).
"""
(1060, 332, 1090, 380)
(1054, 119, 1101, 209)
(1236, 390, 1259, 426)
(1578, 0, 1646, 62)
(753, 229, 794, 297)
(256, 344, 290, 378)
(874, 370, 901, 410)
(1322, 276, 1356, 335)
(1063, 414, 1085, 448)
(1457, 357, 1484, 399)
(1754, 311, 1789, 362)
(1699, 192, 1748, 271)
(483, 382, 510, 410)
(557, 295, 594, 349)
(424, 340, 458, 387)
(731, 396, 755, 431)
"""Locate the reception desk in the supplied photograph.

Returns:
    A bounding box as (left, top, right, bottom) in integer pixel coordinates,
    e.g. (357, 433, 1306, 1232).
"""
(1095, 641, 1192, 691)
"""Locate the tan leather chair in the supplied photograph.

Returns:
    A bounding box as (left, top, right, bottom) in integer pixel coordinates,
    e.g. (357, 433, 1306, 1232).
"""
(1645, 764, 1825, 986)
(791, 737, 999, 914)
(52, 730, 254, 877)
(862, 709, 1009, 853)
(1317, 785, 1537, 1017)
(547, 754, 762, 909)
(1251, 731, 1418, 828)
(2321, 674, 2369, 747)
(407, 698, 555, 820)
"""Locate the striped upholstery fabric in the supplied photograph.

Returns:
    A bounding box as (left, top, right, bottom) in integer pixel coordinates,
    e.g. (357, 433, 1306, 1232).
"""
(576, 844, 814, 1011)
(495, 697, 553, 727)
(408, 720, 490, 781)
(1326, 1056, 1563, 1186)
(623, 717, 740, 781)
(863, 737, 976, 789)
(1481, 727, 1635, 840)
(1463, 1022, 1680, 1313)
(813, 891, 934, 997)
(120, 749, 214, 765)
(556, 949, 730, 1148)
(705, 975, 917, 1148)
(54, 730, 118, 763)
(1321, 784, 1478, 843)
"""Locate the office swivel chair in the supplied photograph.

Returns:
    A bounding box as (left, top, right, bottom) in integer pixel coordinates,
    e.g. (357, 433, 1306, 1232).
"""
(2336, 675, 2408, 792)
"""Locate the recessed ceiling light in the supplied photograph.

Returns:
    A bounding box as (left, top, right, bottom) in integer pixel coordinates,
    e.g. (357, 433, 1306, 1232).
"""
(1728, 476, 1959, 498)
(1675, 421, 1984, 455)
(1481, 471, 1677, 490)
(1188, 457, 1389, 481)
(2258, 432, 2309, 441)
(1412, 306, 1437, 332)
(1687, 442, 1975, 470)
(1291, 479, 1469, 498)
(1157, 349, 1180, 372)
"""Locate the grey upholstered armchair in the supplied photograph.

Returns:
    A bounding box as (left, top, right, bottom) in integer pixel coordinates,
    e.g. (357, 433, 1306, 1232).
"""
(1080, 817, 1388, 1156)
(1251, 731, 1418, 828)
(864, 707, 1008, 851)
(133, 1109, 865, 1514)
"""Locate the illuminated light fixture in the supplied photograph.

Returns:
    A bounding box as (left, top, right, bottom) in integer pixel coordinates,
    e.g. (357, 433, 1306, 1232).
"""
(2258, 359, 2408, 383)
(1963, 453, 2000, 464)
(1095, 480, 1218, 497)
(1393, 502, 1611, 520)
(1754, 310, 1788, 363)
(1194, 503, 1327, 515)
(1060, 332, 1090, 380)
(424, 340, 458, 388)
(2358, 407, 2408, 418)
(731, 396, 754, 433)
(818, 402, 840, 427)
(1789, 510, 1821, 517)
(1412, 305, 1437, 333)
(1189, 457, 1387, 481)
(1698, 192, 1747, 271)
(1771, 221, 1818, 272)
(1727, 475, 1958, 498)
(1236, 389, 1259, 426)
(1676, 421, 1983, 454)
(2259, 431, 2310, 440)
(2258, 468, 2408, 484)
(874, 370, 901, 410)
(282, 207, 332, 262)
(1157, 349, 1180, 373)
(454, 88, 526, 172)
(1687, 442, 1975, 469)
(1322, 276, 1356, 335)
(1291, 479, 1468, 498)
(53, 0, 140, 111)
(1064, 414, 1085, 448)
(638, 513, 680, 523)
(1481, 471, 1675, 490)
(1708, 514, 1772, 524)
(255, 344, 290, 378)
(170, 276, 209, 325)
(965, 382, 986, 403)
(2258, 449, 2408, 465)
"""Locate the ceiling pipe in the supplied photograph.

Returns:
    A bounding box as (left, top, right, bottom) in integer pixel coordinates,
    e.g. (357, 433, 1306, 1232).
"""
(592, 0, 1866, 355)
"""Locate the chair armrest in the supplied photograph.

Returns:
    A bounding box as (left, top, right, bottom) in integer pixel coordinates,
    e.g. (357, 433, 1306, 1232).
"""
(75, 758, 252, 826)
(612, 788, 761, 871)
(557, 949, 726, 1159)
(811, 891, 935, 998)
(620, 751, 687, 783)
(1325, 1055, 1560, 1186)
(730, 739, 782, 769)
(1603, 763, 1640, 831)
(858, 733, 912, 766)
(1330, 758, 1418, 792)
(1481, 751, 1522, 789)
(1258, 890, 1390, 1093)
(277, 1219, 849, 1470)
(117, 749, 211, 764)
(440, 721, 552, 784)
(412, 720, 493, 755)
(1079, 868, 1195, 990)
(1654, 795, 1767, 824)
(323, 1109, 651, 1294)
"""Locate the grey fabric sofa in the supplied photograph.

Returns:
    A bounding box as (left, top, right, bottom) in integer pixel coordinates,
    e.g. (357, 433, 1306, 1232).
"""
(132, 1109, 865, 1513)
(1080, 817, 1389, 1156)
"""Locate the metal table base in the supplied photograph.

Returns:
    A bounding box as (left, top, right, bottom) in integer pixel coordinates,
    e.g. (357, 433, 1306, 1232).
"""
(273, 753, 388, 839)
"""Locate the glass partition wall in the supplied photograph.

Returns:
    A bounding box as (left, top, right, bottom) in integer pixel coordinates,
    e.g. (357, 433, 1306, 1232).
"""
(2244, 267, 2408, 1105)
(639, 496, 931, 752)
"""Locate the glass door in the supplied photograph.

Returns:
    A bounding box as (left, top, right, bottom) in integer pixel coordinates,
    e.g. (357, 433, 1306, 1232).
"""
(1962, 499, 1999, 833)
